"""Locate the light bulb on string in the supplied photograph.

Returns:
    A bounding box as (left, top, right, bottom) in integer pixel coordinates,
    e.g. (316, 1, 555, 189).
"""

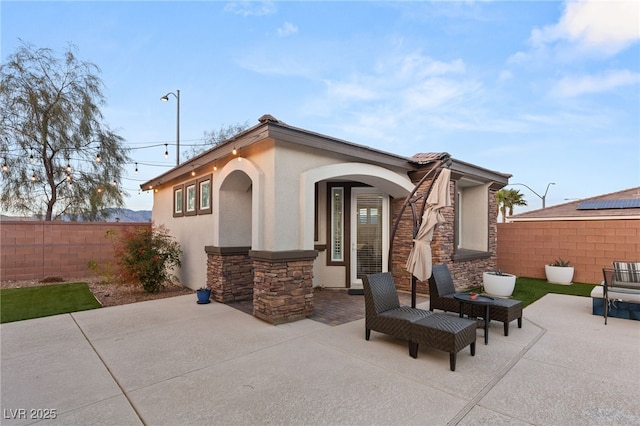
(31, 172, 36, 182)
(96, 152, 101, 163)
(66, 173, 71, 181)
(232, 147, 237, 155)
(66, 162, 71, 172)
(135, 162, 138, 174)
(29, 152, 34, 164)
(164, 144, 169, 159)
(2, 160, 8, 172)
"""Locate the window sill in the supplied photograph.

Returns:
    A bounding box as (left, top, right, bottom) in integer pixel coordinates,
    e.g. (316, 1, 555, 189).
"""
(453, 249, 492, 262)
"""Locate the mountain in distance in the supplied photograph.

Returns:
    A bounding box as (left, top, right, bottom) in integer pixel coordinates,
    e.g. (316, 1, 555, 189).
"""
(0, 209, 151, 222)
(99, 208, 152, 222)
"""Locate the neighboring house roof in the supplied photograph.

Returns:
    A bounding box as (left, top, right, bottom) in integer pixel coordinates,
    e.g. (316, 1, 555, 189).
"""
(141, 114, 511, 190)
(508, 187, 640, 221)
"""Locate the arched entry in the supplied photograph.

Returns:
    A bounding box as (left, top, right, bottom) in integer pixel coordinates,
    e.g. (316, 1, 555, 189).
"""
(205, 159, 263, 303)
(300, 163, 414, 290)
(219, 170, 252, 247)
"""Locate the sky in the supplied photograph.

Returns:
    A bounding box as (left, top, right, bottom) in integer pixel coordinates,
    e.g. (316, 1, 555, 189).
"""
(2, 0, 639, 214)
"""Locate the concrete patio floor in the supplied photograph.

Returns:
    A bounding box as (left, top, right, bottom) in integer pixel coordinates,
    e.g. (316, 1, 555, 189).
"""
(1, 293, 638, 425)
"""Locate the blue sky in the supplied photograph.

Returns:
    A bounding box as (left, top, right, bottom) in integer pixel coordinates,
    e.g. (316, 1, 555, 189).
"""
(2, 1, 639, 213)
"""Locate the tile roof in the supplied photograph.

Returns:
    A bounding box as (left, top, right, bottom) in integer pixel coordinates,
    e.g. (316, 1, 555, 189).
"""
(509, 187, 640, 220)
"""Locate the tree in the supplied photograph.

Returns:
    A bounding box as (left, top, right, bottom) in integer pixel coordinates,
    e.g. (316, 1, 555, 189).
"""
(496, 188, 528, 222)
(0, 42, 130, 221)
(182, 122, 250, 161)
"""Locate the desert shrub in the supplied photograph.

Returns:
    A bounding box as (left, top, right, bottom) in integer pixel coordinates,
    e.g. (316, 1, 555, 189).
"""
(115, 225, 182, 293)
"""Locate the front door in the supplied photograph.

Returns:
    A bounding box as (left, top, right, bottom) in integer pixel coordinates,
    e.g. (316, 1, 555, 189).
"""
(350, 188, 389, 290)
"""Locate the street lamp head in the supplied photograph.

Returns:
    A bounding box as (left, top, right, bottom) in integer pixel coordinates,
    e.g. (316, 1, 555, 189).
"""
(160, 95, 169, 102)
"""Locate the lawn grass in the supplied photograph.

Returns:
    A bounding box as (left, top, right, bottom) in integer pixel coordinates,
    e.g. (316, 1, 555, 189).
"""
(0, 283, 102, 324)
(511, 277, 595, 308)
(469, 277, 595, 308)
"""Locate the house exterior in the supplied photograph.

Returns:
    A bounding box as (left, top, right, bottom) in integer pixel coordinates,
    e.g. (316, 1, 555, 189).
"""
(142, 115, 510, 324)
(497, 187, 640, 284)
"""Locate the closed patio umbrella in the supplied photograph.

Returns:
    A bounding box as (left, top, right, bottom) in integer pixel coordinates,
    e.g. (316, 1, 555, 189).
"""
(405, 168, 451, 283)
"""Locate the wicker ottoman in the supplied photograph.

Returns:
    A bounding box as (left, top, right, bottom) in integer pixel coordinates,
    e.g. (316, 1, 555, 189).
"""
(491, 298, 523, 336)
(409, 315, 477, 371)
(466, 297, 523, 336)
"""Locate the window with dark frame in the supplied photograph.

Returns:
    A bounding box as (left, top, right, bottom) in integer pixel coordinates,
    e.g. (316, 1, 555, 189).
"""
(173, 184, 184, 217)
(197, 175, 212, 215)
(185, 180, 197, 216)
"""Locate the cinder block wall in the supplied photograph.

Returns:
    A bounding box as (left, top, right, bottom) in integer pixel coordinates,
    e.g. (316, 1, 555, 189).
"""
(497, 219, 640, 284)
(0, 222, 150, 281)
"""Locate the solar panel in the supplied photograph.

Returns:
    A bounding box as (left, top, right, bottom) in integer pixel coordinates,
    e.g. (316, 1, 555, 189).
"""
(577, 199, 640, 210)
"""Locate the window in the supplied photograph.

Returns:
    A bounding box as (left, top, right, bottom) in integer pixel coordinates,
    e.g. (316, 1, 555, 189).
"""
(454, 179, 490, 257)
(173, 185, 184, 217)
(197, 175, 212, 215)
(330, 187, 344, 262)
(185, 180, 197, 216)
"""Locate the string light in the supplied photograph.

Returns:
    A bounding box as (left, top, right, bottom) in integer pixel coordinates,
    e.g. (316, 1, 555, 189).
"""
(135, 162, 138, 174)
(2, 160, 7, 172)
(31, 172, 36, 182)
(29, 150, 34, 163)
(164, 144, 169, 159)
(66, 173, 71, 181)
(213, 162, 217, 171)
(66, 162, 71, 172)
(95, 152, 101, 163)
(232, 147, 237, 155)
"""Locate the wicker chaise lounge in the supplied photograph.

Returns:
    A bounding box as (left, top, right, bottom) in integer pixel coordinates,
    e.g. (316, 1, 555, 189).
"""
(363, 272, 477, 371)
(429, 264, 523, 337)
(362, 272, 431, 348)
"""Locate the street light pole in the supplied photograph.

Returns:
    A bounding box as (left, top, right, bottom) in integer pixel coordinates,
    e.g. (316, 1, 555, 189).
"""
(160, 89, 180, 166)
(511, 182, 555, 208)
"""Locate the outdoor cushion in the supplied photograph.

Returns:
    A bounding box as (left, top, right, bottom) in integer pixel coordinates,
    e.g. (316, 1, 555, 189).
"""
(612, 261, 640, 283)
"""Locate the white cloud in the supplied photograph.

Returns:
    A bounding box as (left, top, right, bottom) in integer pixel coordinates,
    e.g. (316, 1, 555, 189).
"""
(551, 69, 640, 97)
(277, 22, 298, 38)
(531, 0, 640, 56)
(224, 1, 276, 17)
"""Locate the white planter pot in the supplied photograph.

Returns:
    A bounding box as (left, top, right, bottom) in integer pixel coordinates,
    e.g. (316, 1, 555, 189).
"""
(482, 272, 516, 297)
(545, 265, 574, 285)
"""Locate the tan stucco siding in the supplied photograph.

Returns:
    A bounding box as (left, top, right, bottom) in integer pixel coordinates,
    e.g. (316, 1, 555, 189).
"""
(151, 187, 214, 289)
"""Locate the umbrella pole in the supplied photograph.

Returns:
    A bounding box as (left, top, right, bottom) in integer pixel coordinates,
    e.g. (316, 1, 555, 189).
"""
(412, 276, 417, 308)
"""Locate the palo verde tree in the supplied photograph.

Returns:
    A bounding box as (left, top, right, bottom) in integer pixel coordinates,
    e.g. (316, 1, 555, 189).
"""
(0, 42, 130, 221)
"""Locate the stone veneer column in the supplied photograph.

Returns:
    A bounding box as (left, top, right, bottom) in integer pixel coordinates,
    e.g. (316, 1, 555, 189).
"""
(250, 250, 318, 324)
(204, 246, 253, 303)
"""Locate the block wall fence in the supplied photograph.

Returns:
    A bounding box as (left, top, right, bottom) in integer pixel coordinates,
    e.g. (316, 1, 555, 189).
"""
(3, 219, 638, 287)
(0, 221, 150, 281)
(496, 219, 640, 285)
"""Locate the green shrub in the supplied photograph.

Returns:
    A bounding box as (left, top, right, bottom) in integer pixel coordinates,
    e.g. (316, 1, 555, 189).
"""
(116, 225, 182, 293)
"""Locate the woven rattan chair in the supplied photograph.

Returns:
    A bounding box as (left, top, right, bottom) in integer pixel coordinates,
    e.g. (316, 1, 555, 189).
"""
(363, 272, 478, 371)
(429, 264, 523, 337)
(362, 272, 431, 347)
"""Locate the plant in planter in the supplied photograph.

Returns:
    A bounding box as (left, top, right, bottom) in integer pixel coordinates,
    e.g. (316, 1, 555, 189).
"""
(545, 258, 574, 285)
(482, 269, 517, 297)
(196, 286, 211, 304)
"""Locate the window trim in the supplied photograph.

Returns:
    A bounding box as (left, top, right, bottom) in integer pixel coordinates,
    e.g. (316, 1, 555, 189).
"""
(197, 174, 212, 215)
(173, 184, 184, 217)
(328, 185, 346, 265)
(185, 179, 197, 216)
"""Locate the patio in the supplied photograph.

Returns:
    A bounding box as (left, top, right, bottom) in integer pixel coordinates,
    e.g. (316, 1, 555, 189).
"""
(1, 292, 638, 425)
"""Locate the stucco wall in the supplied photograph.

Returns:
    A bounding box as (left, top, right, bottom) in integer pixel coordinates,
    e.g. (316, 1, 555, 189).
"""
(0, 221, 149, 281)
(496, 219, 640, 284)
